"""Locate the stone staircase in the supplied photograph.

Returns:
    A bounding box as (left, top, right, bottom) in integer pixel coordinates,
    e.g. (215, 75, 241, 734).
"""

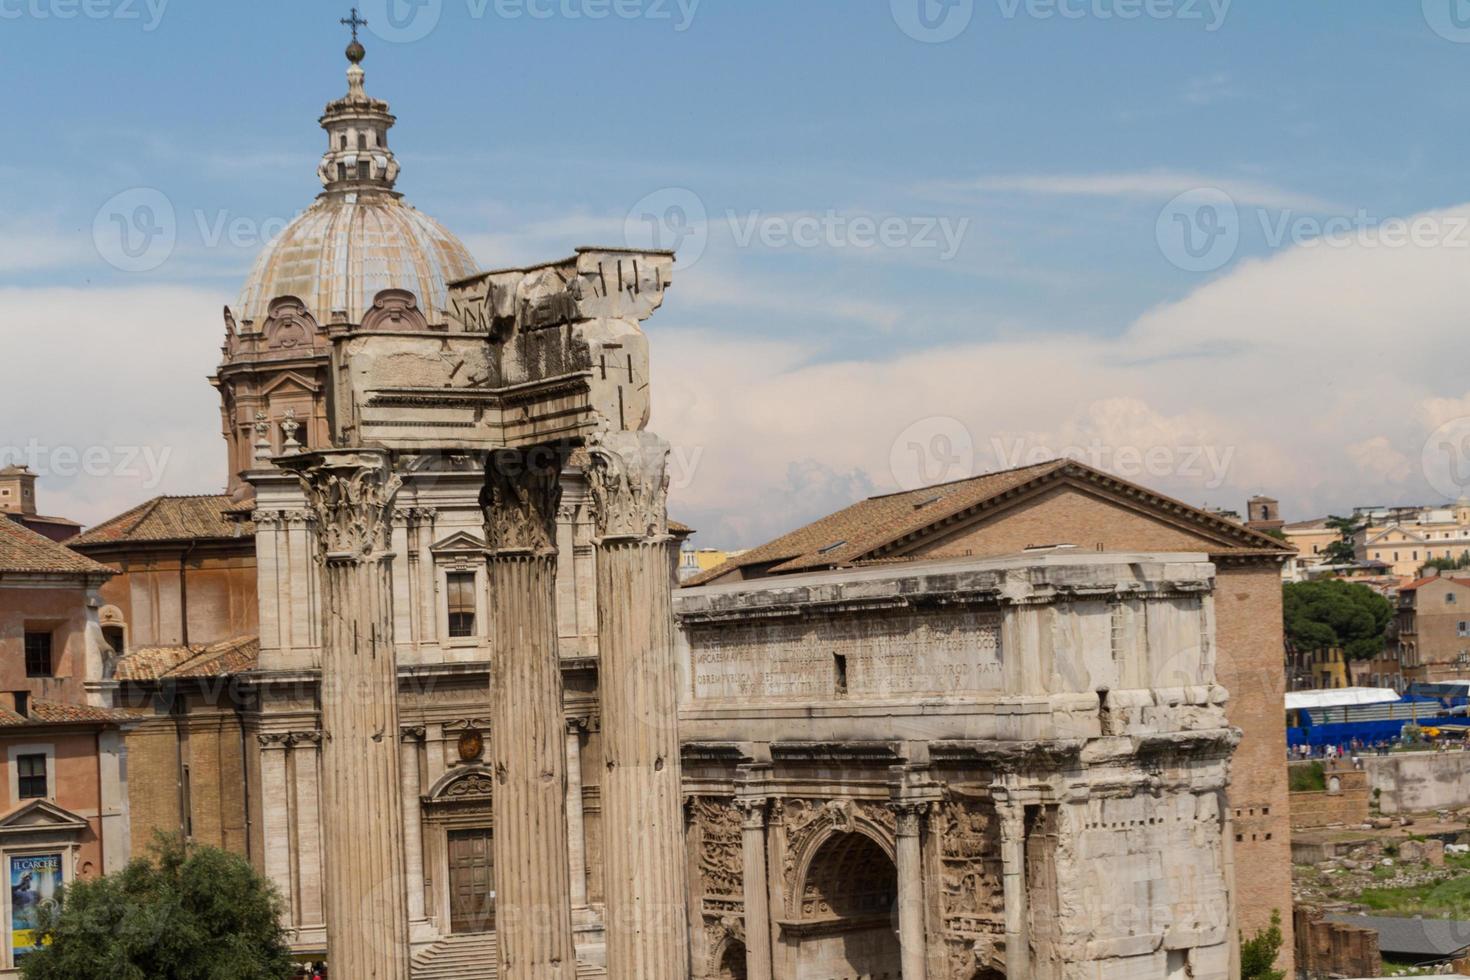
(411, 933, 606, 980)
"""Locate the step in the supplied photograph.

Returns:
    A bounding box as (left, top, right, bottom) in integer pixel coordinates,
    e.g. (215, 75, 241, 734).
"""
(411, 933, 605, 980)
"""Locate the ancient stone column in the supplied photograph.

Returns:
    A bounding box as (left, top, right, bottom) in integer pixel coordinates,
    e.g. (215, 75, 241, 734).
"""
(891, 802, 929, 980)
(483, 447, 578, 980)
(401, 727, 428, 930)
(284, 449, 410, 980)
(735, 797, 773, 980)
(587, 431, 690, 980)
(997, 798, 1031, 980)
(566, 717, 589, 909)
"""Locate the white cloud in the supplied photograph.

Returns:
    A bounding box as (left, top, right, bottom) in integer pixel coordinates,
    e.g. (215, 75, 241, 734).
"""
(0, 286, 226, 527)
(922, 171, 1337, 212)
(654, 202, 1470, 546)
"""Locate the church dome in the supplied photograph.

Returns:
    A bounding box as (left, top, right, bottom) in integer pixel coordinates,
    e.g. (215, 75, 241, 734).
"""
(234, 43, 478, 325)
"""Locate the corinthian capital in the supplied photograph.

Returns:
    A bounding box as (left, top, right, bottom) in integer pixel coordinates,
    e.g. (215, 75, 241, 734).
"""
(279, 450, 401, 562)
(482, 446, 566, 556)
(586, 431, 670, 542)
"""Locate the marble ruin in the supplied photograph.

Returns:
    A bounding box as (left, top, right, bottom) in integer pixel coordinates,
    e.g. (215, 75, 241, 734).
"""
(676, 555, 1239, 980)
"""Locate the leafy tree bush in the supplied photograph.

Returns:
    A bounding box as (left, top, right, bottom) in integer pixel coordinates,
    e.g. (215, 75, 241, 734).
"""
(1240, 910, 1286, 980)
(1322, 515, 1363, 565)
(1420, 551, 1470, 576)
(20, 835, 294, 980)
(1283, 579, 1394, 661)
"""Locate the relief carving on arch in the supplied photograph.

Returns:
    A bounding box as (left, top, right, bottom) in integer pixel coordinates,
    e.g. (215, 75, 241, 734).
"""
(938, 797, 1006, 977)
(692, 797, 745, 978)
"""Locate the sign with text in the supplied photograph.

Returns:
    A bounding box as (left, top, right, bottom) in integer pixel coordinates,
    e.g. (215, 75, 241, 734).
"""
(10, 854, 61, 961)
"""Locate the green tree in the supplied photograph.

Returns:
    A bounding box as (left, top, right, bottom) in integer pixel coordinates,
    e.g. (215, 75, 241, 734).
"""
(1323, 514, 1363, 565)
(1420, 551, 1470, 576)
(1283, 579, 1394, 661)
(1240, 910, 1287, 980)
(20, 835, 294, 980)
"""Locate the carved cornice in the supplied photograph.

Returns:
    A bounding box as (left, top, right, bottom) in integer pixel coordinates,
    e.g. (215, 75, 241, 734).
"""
(258, 730, 324, 749)
(482, 447, 565, 557)
(279, 450, 402, 562)
(586, 431, 670, 542)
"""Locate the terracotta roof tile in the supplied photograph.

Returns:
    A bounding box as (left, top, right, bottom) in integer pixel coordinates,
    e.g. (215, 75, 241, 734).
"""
(0, 517, 115, 577)
(72, 495, 249, 548)
(0, 699, 142, 728)
(684, 459, 1291, 586)
(115, 636, 259, 682)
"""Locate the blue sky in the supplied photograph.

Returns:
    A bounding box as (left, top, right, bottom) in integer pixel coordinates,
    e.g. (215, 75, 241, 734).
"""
(8, 1, 1470, 545)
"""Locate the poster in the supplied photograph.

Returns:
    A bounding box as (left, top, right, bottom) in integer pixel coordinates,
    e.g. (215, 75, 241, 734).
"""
(10, 854, 61, 961)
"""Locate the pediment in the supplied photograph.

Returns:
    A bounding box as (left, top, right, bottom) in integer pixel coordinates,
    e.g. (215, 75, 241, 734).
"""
(261, 371, 320, 397)
(1367, 525, 1425, 546)
(431, 530, 488, 554)
(0, 799, 89, 836)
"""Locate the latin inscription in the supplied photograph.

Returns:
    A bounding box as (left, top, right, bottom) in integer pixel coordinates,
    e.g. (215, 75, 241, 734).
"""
(691, 609, 1003, 702)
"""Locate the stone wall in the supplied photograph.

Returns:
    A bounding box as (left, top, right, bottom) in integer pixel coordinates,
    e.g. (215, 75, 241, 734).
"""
(1293, 907, 1380, 980)
(1366, 750, 1470, 814)
(1289, 766, 1370, 829)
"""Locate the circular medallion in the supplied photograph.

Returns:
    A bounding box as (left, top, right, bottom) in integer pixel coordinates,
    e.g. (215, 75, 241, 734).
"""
(457, 729, 483, 762)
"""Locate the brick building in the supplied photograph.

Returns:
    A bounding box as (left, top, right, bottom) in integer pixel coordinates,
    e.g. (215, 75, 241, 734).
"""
(0, 513, 137, 975)
(1391, 573, 1470, 683)
(66, 497, 258, 860)
(688, 459, 1298, 974)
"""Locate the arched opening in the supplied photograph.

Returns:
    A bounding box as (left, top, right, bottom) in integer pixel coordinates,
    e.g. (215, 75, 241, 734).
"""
(793, 831, 900, 980)
(974, 969, 1006, 980)
(716, 940, 748, 980)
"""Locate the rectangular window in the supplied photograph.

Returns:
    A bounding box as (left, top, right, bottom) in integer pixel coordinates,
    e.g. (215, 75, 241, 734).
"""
(23, 632, 51, 678)
(17, 754, 46, 800)
(447, 573, 476, 639)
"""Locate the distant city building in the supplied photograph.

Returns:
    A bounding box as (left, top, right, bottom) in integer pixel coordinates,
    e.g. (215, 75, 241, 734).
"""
(0, 466, 80, 542)
(1355, 499, 1470, 577)
(1391, 572, 1470, 684)
(677, 546, 746, 582)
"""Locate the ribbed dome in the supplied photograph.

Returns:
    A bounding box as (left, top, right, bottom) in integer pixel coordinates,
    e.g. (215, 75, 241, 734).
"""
(234, 44, 479, 326)
(236, 195, 478, 325)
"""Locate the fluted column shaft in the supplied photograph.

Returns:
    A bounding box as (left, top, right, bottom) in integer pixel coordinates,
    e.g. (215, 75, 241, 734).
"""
(284, 450, 410, 980)
(484, 448, 578, 980)
(588, 431, 690, 980)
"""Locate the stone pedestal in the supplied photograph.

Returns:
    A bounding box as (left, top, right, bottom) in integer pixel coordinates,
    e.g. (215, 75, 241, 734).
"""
(587, 432, 690, 980)
(483, 448, 578, 980)
(284, 449, 410, 980)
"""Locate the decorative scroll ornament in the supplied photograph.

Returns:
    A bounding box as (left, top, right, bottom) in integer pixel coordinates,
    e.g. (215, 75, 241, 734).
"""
(586, 430, 670, 541)
(280, 450, 402, 561)
(482, 447, 564, 556)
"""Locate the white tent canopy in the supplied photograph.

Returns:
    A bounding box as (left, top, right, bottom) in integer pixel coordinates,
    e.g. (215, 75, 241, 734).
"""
(1285, 688, 1401, 711)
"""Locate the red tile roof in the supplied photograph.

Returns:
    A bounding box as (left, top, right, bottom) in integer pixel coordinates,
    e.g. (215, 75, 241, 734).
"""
(114, 636, 259, 682)
(0, 699, 142, 728)
(0, 517, 115, 577)
(71, 495, 248, 548)
(685, 458, 1292, 586)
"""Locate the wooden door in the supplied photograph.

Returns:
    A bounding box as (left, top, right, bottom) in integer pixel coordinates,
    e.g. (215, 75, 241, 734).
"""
(448, 828, 494, 934)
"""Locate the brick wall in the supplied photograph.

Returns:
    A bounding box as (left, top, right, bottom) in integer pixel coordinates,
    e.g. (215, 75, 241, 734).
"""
(1294, 907, 1380, 980)
(1289, 766, 1370, 829)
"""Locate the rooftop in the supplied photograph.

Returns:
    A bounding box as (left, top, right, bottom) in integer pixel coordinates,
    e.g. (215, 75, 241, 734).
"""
(71, 495, 248, 549)
(0, 517, 115, 577)
(114, 636, 260, 682)
(684, 458, 1291, 586)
